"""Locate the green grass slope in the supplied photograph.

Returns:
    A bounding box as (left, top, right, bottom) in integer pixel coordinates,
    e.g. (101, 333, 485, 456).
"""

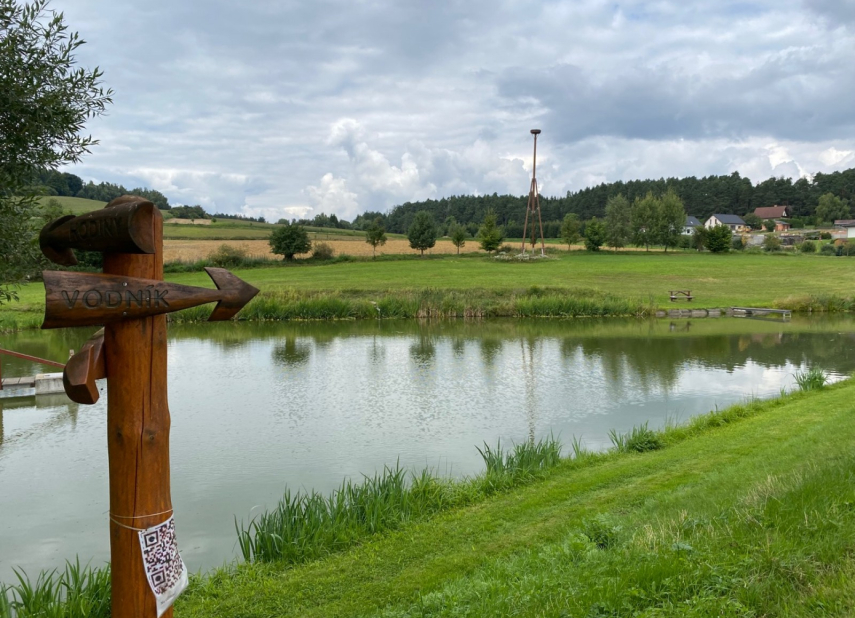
(35, 196, 106, 214)
(175, 379, 855, 617)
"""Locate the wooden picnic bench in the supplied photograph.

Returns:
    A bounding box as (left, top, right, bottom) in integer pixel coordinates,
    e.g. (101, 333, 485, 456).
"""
(669, 290, 693, 302)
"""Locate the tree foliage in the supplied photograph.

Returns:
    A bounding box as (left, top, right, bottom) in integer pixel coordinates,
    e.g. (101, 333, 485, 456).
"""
(604, 194, 631, 249)
(816, 192, 851, 223)
(704, 225, 732, 253)
(477, 209, 504, 252)
(656, 188, 687, 252)
(0, 0, 112, 301)
(407, 210, 437, 256)
(364, 217, 387, 258)
(450, 223, 467, 254)
(584, 217, 606, 251)
(269, 222, 311, 260)
(631, 193, 658, 250)
(560, 213, 580, 248)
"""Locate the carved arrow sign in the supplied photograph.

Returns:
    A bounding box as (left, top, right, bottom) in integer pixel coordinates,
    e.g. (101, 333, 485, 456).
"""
(39, 198, 158, 266)
(42, 267, 259, 329)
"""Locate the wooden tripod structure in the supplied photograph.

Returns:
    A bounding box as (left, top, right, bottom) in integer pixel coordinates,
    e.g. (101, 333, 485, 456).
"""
(520, 129, 546, 256)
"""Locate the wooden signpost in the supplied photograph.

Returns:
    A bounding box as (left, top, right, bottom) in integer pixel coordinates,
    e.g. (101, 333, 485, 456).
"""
(40, 196, 259, 617)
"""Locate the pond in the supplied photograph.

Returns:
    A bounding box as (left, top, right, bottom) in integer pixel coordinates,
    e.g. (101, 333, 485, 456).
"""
(2, 317, 854, 580)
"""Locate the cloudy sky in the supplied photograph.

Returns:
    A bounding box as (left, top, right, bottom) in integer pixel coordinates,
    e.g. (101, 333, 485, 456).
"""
(56, 0, 855, 221)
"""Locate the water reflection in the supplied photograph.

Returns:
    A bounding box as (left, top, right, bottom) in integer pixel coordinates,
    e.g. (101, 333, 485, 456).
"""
(1, 316, 855, 582)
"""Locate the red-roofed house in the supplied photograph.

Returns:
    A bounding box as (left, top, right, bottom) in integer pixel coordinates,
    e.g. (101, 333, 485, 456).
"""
(754, 205, 791, 220)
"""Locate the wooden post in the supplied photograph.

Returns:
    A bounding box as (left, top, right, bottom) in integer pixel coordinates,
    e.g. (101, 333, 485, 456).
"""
(39, 195, 258, 617)
(102, 205, 173, 618)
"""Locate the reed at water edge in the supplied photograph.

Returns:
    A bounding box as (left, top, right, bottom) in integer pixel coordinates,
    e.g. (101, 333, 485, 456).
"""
(236, 436, 563, 564)
(170, 286, 653, 323)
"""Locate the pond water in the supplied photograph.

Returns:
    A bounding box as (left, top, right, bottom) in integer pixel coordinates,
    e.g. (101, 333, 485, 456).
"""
(2, 317, 854, 580)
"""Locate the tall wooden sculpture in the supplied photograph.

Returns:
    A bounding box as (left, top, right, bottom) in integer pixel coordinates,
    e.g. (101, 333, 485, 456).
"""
(39, 196, 258, 617)
(520, 129, 546, 256)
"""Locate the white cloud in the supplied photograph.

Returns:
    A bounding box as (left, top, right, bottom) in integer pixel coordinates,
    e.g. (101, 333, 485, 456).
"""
(304, 173, 360, 220)
(50, 0, 855, 219)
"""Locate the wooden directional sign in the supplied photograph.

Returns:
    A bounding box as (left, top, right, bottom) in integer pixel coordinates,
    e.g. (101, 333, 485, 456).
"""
(38, 195, 262, 618)
(42, 267, 259, 329)
(39, 197, 158, 266)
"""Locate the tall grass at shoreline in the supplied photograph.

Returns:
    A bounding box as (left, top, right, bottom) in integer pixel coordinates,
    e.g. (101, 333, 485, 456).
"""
(170, 287, 652, 324)
(0, 560, 110, 618)
(237, 436, 562, 564)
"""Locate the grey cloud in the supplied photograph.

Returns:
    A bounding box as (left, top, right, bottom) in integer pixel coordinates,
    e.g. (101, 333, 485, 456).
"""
(804, 0, 855, 24)
(496, 47, 855, 144)
(49, 0, 855, 218)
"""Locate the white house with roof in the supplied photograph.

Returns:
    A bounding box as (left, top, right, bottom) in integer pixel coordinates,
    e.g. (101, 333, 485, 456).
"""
(705, 214, 748, 233)
(683, 216, 701, 235)
(834, 219, 855, 239)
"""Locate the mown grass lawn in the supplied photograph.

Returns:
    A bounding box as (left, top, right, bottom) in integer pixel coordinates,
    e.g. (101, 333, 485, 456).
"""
(175, 379, 855, 617)
(170, 251, 854, 307)
(3, 251, 853, 331)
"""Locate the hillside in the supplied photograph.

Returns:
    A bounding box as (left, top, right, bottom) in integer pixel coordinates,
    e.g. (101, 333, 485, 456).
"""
(36, 195, 106, 214)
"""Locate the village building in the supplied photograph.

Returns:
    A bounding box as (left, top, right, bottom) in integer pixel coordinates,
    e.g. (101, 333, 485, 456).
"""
(704, 214, 749, 233)
(834, 219, 855, 239)
(682, 215, 701, 235)
(774, 220, 790, 232)
(753, 205, 791, 220)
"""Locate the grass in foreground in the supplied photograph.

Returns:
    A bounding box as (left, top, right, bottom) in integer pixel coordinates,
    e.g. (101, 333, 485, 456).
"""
(3, 377, 854, 616)
(175, 377, 855, 617)
(238, 437, 561, 565)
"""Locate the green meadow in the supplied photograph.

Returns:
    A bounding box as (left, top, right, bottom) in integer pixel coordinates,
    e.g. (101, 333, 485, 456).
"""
(3, 251, 854, 331)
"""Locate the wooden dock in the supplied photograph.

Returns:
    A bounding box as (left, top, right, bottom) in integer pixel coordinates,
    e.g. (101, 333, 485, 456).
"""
(0, 373, 65, 399)
(730, 307, 792, 320)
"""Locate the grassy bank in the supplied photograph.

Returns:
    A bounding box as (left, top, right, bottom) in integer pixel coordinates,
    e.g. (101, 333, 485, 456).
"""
(174, 377, 855, 617)
(4, 376, 853, 616)
(3, 251, 855, 331)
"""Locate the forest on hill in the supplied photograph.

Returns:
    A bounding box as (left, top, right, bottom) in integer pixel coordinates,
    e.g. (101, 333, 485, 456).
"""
(33, 166, 855, 237)
(377, 168, 855, 236)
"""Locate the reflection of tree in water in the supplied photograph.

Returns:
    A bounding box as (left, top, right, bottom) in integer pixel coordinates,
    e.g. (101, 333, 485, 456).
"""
(480, 338, 503, 366)
(451, 337, 466, 358)
(272, 337, 311, 367)
(563, 331, 855, 394)
(409, 335, 436, 365)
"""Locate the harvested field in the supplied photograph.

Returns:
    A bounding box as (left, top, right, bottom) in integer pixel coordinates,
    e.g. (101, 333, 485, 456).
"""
(163, 238, 486, 262)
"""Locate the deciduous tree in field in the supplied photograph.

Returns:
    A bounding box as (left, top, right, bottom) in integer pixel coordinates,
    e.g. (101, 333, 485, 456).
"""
(656, 189, 687, 253)
(477, 209, 504, 253)
(365, 217, 387, 258)
(584, 217, 606, 251)
(0, 0, 112, 303)
(691, 226, 708, 251)
(560, 213, 580, 249)
(450, 224, 467, 255)
(816, 193, 851, 224)
(270, 222, 311, 260)
(604, 194, 631, 250)
(631, 193, 658, 251)
(408, 211, 437, 256)
(704, 224, 732, 253)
